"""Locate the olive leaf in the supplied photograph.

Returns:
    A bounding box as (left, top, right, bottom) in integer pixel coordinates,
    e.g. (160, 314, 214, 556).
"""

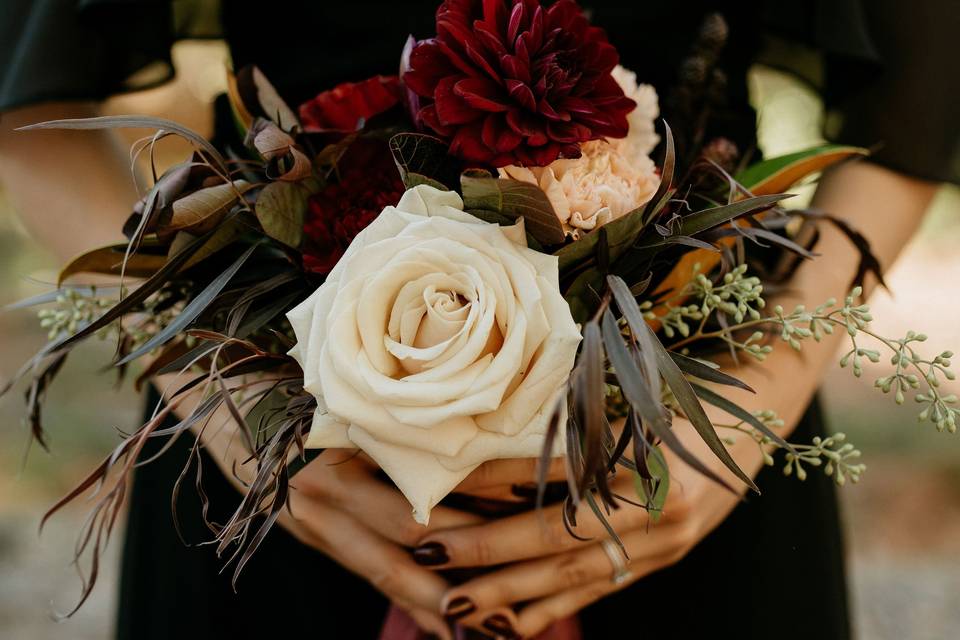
(255, 181, 308, 247)
(736, 144, 869, 195)
(460, 172, 565, 245)
(633, 446, 670, 522)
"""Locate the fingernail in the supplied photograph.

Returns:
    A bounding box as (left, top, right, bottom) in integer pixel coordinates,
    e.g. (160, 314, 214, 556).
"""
(412, 541, 449, 566)
(444, 595, 476, 621)
(482, 614, 517, 639)
(510, 483, 537, 499)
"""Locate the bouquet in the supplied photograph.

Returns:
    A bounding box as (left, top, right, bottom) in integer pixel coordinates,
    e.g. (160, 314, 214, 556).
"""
(5, 0, 957, 616)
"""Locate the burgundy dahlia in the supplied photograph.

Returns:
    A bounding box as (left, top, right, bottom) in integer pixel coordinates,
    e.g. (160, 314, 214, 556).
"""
(404, 0, 636, 167)
(301, 139, 405, 274)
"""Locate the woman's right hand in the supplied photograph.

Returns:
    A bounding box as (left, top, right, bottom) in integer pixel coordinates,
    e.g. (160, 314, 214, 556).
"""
(279, 450, 483, 640)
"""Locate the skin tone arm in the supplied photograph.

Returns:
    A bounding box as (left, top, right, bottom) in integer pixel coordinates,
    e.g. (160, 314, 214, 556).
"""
(412, 161, 938, 638)
(1, 102, 478, 640)
(0, 103, 138, 261)
(3, 100, 938, 637)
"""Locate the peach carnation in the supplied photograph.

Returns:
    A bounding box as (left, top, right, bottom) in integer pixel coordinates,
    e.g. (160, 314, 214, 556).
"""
(499, 65, 660, 238)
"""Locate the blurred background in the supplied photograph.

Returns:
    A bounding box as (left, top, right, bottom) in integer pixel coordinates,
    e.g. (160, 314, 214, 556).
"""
(1, 42, 958, 640)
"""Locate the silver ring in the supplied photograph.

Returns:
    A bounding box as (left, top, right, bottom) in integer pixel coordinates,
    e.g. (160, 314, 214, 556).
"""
(600, 539, 633, 586)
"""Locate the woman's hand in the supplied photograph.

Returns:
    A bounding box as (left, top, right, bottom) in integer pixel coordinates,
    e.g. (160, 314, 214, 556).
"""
(157, 375, 485, 640)
(419, 160, 938, 637)
(279, 450, 482, 640)
(414, 417, 762, 638)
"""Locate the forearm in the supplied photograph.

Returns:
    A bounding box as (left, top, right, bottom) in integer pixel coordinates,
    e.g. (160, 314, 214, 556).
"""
(0, 102, 138, 261)
(698, 161, 936, 483)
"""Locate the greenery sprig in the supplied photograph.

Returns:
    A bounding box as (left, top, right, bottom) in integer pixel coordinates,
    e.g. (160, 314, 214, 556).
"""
(657, 265, 958, 435)
(716, 410, 866, 486)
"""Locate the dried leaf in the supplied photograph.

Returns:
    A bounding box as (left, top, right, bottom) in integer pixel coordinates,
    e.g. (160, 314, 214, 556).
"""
(116, 243, 261, 366)
(689, 382, 794, 452)
(59, 244, 168, 284)
(639, 316, 759, 493)
(668, 351, 754, 392)
(165, 181, 250, 235)
(255, 181, 307, 247)
(18, 116, 228, 174)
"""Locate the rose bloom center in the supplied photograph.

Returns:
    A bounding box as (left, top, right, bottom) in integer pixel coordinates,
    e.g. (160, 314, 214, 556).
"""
(384, 272, 504, 377)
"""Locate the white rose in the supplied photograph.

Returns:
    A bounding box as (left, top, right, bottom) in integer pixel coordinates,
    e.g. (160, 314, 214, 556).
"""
(287, 185, 581, 523)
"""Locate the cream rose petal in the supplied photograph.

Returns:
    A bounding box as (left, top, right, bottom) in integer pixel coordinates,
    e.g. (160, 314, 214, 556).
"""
(287, 185, 581, 523)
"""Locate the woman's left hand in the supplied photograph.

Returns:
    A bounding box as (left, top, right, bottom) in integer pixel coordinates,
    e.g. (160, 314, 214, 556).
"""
(413, 417, 767, 639)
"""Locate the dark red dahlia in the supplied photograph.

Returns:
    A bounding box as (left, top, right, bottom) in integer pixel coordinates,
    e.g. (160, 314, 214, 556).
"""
(301, 138, 405, 274)
(403, 0, 635, 167)
(299, 75, 403, 132)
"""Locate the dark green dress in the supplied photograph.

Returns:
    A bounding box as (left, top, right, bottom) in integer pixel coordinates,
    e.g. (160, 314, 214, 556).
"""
(3, 2, 958, 638)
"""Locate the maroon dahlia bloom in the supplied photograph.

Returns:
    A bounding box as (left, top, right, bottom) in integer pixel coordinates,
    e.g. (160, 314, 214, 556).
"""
(404, 0, 635, 167)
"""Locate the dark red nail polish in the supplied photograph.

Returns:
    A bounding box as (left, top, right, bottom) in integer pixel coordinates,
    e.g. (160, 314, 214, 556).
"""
(412, 541, 449, 566)
(510, 483, 537, 499)
(444, 595, 476, 621)
(482, 614, 517, 639)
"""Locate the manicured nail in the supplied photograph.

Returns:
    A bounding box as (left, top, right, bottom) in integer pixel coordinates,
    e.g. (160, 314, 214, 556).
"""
(510, 482, 537, 499)
(444, 595, 476, 621)
(412, 541, 449, 566)
(482, 614, 517, 639)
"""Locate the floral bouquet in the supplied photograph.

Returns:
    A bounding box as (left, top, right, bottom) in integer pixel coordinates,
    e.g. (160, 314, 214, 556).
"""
(5, 0, 957, 617)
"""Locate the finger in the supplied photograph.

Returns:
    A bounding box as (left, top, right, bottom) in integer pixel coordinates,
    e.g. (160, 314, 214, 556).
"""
(414, 478, 647, 568)
(454, 457, 567, 493)
(514, 578, 618, 638)
(442, 522, 686, 617)
(286, 490, 450, 613)
(293, 450, 484, 547)
(407, 607, 454, 640)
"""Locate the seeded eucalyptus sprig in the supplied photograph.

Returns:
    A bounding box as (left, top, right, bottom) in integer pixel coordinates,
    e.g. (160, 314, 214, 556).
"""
(716, 411, 866, 486)
(661, 265, 959, 434)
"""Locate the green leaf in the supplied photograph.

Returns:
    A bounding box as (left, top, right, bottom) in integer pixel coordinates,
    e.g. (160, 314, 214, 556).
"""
(735, 144, 868, 195)
(460, 172, 566, 245)
(554, 204, 648, 272)
(563, 267, 603, 324)
(255, 181, 307, 247)
(641, 315, 759, 493)
(601, 308, 734, 492)
(633, 446, 670, 522)
(677, 193, 792, 237)
(389, 132, 460, 190)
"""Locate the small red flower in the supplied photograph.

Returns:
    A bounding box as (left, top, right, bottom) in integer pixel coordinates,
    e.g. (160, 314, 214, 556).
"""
(404, 0, 635, 167)
(299, 75, 403, 132)
(301, 139, 405, 275)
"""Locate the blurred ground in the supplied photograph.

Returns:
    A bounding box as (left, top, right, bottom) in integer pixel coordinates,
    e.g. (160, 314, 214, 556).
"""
(1, 47, 959, 639)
